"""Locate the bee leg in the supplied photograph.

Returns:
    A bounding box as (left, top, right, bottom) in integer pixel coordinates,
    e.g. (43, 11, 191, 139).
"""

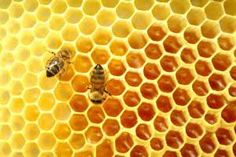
(48, 51, 56, 56)
(104, 90, 111, 96)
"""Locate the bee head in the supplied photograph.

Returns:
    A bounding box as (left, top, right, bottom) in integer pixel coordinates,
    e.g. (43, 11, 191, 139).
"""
(94, 64, 103, 71)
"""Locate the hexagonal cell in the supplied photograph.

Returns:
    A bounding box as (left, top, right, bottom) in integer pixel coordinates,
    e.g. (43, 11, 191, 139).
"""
(209, 73, 226, 91)
(221, 100, 236, 123)
(91, 48, 110, 64)
(138, 102, 155, 121)
(153, 116, 168, 132)
(108, 59, 126, 76)
(82, 0, 101, 15)
(3, 36, 18, 51)
(207, 94, 226, 109)
(79, 17, 97, 35)
(160, 55, 178, 72)
(132, 12, 152, 30)
(181, 48, 196, 64)
(140, 83, 158, 99)
(190, 0, 208, 7)
(97, 9, 116, 26)
(55, 143, 73, 157)
(181, 144, 198, 157)
(150, 137, 164, 151)
(135, 124, 151, 140)
(201, 21, 220, 38)
(61, 24, 79, 41)
(70, 94, 88, 112)
(156, 95, 172, 113)
(116, 2, 135, 19)
(115, 132, 134, 153)
(102, 119, 120, 136)
(130, 145, 148, 157)
(192, 80, 208, 96)
(22, 13, 36, 28)
(0, 142, 11, 156)
(7, 19, 21, 34)
(216, 128, 233, 145)
(173, 88, 191, 106)
(188, 100, 205, 118)
(197, 40, 216, 58)
(0, 10, 9, 25)
(34, 24, 49, 38)
(96, 139, 114, 157)
(0, 125, 12, 140)
(0, 89, 10, 105)
(8, 3, 24, 18)
(165, 130, 184, 149)
(111, 20, 133, 37)
(120, 110, 137, 128)
(212, 53, 231, 71)
(176, 67, 194, 85)
(38, 133, 56, 150)
(23, 87, 40, 103)
(163, 35, 182, 53)
(51, 0, 67, 14)
(20, 31, 34, 46)
(128, 31, 147, 49)
(184, 27, 200, 44)
(36, 6, 51, 22)
(0, 108, 10, 123)
(69, 114, 88, 131)
(168, 15, 187, 33)
(9, 98, 24, 113)
(24, 105, 39, 121)
(76, 36, 93, 53)
(170, 110, 186, 126)
(65, 8, 83, 24)
(205, 2, 224, 20)
(110, 39, 128, 56)
(93, 28, 112, 45)
(230, 66, 236, 80)
(187, 8, 205, 25)
(143, 63, 160, 80)
(46, 32, 62, 49)
(170, 0, 190, 14)
(10, 133, 25, 150)
(199, 133, 216, 153)
(23, 143, 40, 157)
(69, 133, 85, 149)
(145, 43, 162, 60)
(54, 123, 71, 140)
(74, 55, 92, 73)
(147, 23, 166, 41)
(106, 79, 125, 96)
(186, 122, 203, 138)
(38, 113, 55, 131)
(23, 124, 40, 140)
(224, 0, 236, 16)
(229, 84, 236, 97)
(218, 35, 234, 51)
(49, 15, 65, 31)
(38, 93, 55, 111)
(220, 16, 236, 33)
(101, 0, 119, 7)
(125, 71, 142, 87)
(23, 0, 38, 12)
(87, 106, 105, 123)
(195, 60, 212, 76)
(215, 149, 229, 157)
(71, 75, 89, 93)
(10, 81, 24, 96)
(123, 91, 140, 107)
(205, 113, 217, 124)
(85, 126, 103, 144)
(103, 98, 123, 117)
(152, 4, 171, 20)
(54, 82, 73, 101)
(134, 0, 154, 10)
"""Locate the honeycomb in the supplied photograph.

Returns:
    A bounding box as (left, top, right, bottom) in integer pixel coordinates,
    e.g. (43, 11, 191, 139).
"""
(0, 0, 236, 157)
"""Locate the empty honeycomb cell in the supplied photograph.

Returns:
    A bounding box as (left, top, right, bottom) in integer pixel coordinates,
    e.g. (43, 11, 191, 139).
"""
(147, 24, 166, 41)
(8, 3, 23, 18)
(201, 21, 220, 38)
(212, 53, 231, 71)
(51, 0, 67, 14)
(224, 0, 236, 16)
(230, 66, 236, 80)
(110, 40, 128, 56)
(24, 105, 39, 121)
(207, 94, 225, 109)
(218, 35, 234, 51)
(54, 123, 71, 140)
(205, 113, 217, 124)
(97, 9, 116, 26)
(190, 0, 208, 7)
(195, 60, 212, 76)
(140, 83, 158, 99)
(71, 75, 89, 93)
(0, 142, 11, 156)
(46, 33, 62, 49)
(65, 9, 83, 24)
(216, 128, 233, 145)
(66, 0, 82, 7)
(70, 94, 88, 112)
(38, 133, 56, 150)
(215, 149, 229, 157)
(181, 144, 198, 157)
(69, 114, 88, 131)
(39, 75, 57, 91)
(20, 31, 34, 45)
(125, 71, 142, 86)
(132, 12, 152, 30)
(91, 48, 110, 64)
(4, 36, 18, 50)
(197, 40, 216, 58)
(22, 14, 36, 28)
(0, 125, 11, 140)
(9, 98, 24, 113)
(176, 67, 194, 85)
(156, 95, 172, 113)
(163, 36, 182, 53)
(53, 103, 71, 121)
(23, 143, 40, 157)
(55, 143, 73, 157)
(170, 110, 186, 126)
(170, 0, 190, 14)
(87, 106, 105, 123)
(115, 132, 134, 153)
(36, 6, 51, 22)
(130, 145, 148, 157)
(69, 133, 85, 149)
(102, 119, 120, 136)
(10, 115, 25, 131)
(0, 27, 7, 40)
(108, 59, 126, 76)
(165, 130, 184, 149)
(112, 21, 133, 38)
(128, 31, 147, 49)
(123, 90, 140, 107)
(192, 80, 208, 96)
(116, 2, 134, 19)
(209, 73, 226, 91)
(74, 55, 92, 73)
(120, 110, 137, 128)
(10, 62, 25, 78)
(54, 82, 73, 101)
(10, 81, 24, 96)
(79, 17, 97, 35)
(145, 43, 162, 60)
(153, 116, 168, 132)
(96, 139, 113, 157)
(106, 79, 125, 96)
(168, 15, 187, 33)
(103, 98, 123, 117)
(138, 102, 155, 121)
(23, 124, 40, 140)
(221, 100, 236, 123)
(0, 90, 10, 105)
(10, 133, 25, 149)
(76, 36, 93, 53)
(0, 108, 10, 123)
(38, 114, 55, 131)
(134, 0, 154, 10)
(62, 24, 79, 41)
(152, 4, 171, 20)
(7, 20, 21, 34)
(58, 66, 75, 82)
(34, 24, 49, 38)
(220, 16, 236, 33)
(205, 2, 224, 20)
(85, 126, 103, 144)
(184, 27, 200, 44)
(187, 8, 205, 25)
(83, 0, 101, 15)
(188, 100, 205, 118)
(93, 29, 112, 45)
(0, 0, 11, 9)
(229, 84, 236, 96)
(135, 124, 151, 140)
(0, 10, 9, 24)
(186, 122, 203, 138)
(199, 133, 216, 153)
(150, 137, 163, 151)
(173, 88, 190, 106)
(49, 15, 65, 31)
(101, 0, 119, 7)
(143, 63, 160, 80)
(23, 0, 38, 12)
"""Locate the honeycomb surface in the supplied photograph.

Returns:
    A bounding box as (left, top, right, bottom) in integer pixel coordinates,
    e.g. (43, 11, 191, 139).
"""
(0, 0, 236, 157)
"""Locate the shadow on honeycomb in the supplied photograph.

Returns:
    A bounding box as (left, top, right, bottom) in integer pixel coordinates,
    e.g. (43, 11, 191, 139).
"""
(0, 0, 236, 157)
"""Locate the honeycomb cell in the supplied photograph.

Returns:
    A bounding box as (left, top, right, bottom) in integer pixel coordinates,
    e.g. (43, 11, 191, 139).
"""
(143, 63, 160, 80)
(130, 145, 148, 157)
(70, 94, 88, 112)
(140, 83, 158, 99)
(221, 100, 236, 123)
(152, 4, 171, 20)
(0, 125, 12, 140)
(55, 143, 73, 157)
(23, 124, 40, 140)
(93, 28, 112, 45)
(0, 108, 10, 123)
(220, 16, 236, 33)
(153, 116, 168, 132)
(0, 0, 11, 9)
(120, 110, 137, 128)
(51, 0, 67, 14)
(166, 130, 183, 149)
(199, 133, 216, 153)
(102, 119, 120, 136)
(201, 21, 220, 38)
(205, 113, 217, 125)
(228, 84, 236, 97)
(145, 43, 162, 60)
(54, 123, 71, 140)
(181, 144, 198, 157)
(212, 53, 231, 71)
(79, 17, 97, 35)
(62, 24, 79, 41)
(38, 113, 55, 131)
(147, 24, 166, 41)
(106, 79, 125, 96)
(195, 60, 212, 76)
(209, 73, 226, 91)
(170, 110, 186, 126)
(8, 3, 24, 18)
(218, 35, 234, 51)
(186, 122, 203, 138)
(156, 95, 172, 113)
(216, 128, 233, 145)
(187, 8, 205, 25)
(170, 0, 190, 14)
(184, 27, 200, 44)
(215, 149, 229, 157)
(10, 81, 24, 96)
(24, 105, 39, 121)
(125, 71, 142, 87)
(49, 15, 65, 31)
(54, 82, 73, 101)
(69, 114, 88, 131)
(85, 126, 103, 144)
(71, 75, 89, 93)
(163, 36, 182, 53)
(97, 9, 116, 26)
(66, 0, 82, 7)
(230, 66, 236, 80)
(135, 124, 151, 140)
(134, 0, 154, 10)
(74, 55, 92, 73)
(205, 2, 224, 20)
(160, 55, 178, 72)
(34, 24, 49, 38)
(132, 12, 152, 30)
(103, 98, 123, 117)
(83, 0, 101, 15)
(36, 6, 51, 22)
(224, 0, 236, 16)
(190, 0, 208, 7)
(38, 93, 55, 111)
(23, 0, 38, 12)
(192, 80, 208, 96)
(176, 67, 194, 85)
(22, 13, 36, 28)
(207, 94, 226, 109)
(108, 59, 126, 76)
(168, 15, 187, 33)
(173, 88, 191, 106)
(0, 10, 9, 25)
(76, 36, 93, 53)
(46, 32, 62, 49)
(91, 48, 110, 64)
(197, 40, 216, 58)
(9, 98, 24, 113)
(10, 133, 25, 150)
(10, 63, 26, 79)
(110, 40, 128, 56)
(116, 2, 134, 19)
(38, 133, 56, 150)
(69, 133, 85, 149)
(115, 132, 134, 153)
(10, 115, 25, 132)
(0, 142, 11, 156)
(65, 9, 83, 24)
(23, 143, 40, 157)
(96, 139, 113, 157)
(87, 106, 105, 123)
(7, 20, 21, 34)
(4, 36, 18, 50)
(138, 102, 155, 121)
(128, 31, 147, 49)
(101, 0, 119, 7)
(189, 100, 205, 118)
(150, 137, 163, 151)
(123, 90, 140, 107)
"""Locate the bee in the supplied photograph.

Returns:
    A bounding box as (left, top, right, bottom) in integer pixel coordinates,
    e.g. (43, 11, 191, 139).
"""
(88, 64, 110, 104)
(46, 49, 71, 77)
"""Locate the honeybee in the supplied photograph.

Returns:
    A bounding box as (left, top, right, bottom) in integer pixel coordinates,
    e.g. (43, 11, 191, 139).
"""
(46, 49, 71, 77)
(88, 64, 110, 104)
